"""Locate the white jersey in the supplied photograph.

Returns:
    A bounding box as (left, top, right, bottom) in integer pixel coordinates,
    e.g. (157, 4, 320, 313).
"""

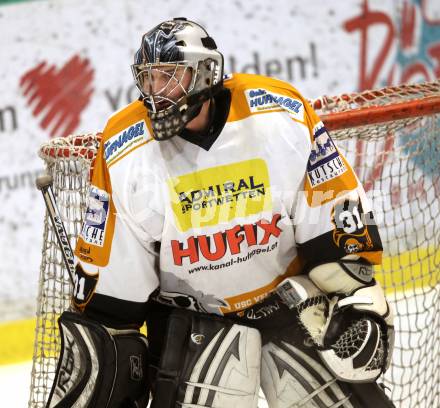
(73, 73, 382, 319)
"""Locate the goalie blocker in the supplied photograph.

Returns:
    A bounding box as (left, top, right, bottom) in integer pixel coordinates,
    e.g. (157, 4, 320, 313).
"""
(46, 311, 150, 408)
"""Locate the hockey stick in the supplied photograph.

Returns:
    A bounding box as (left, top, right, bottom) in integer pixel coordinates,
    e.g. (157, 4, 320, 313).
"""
(36, 174, 75, 285)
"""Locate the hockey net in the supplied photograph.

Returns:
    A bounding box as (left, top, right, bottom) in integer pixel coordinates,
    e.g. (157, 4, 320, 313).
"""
(29, 80, 440, 408)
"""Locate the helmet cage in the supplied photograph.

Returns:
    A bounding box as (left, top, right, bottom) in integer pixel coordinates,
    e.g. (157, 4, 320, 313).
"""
(132, 58, 222, 113)
(132, 62, 193, 113)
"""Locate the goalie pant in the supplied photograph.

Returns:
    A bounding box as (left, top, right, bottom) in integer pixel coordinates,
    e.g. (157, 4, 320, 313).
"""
(147, 302, 396, 408)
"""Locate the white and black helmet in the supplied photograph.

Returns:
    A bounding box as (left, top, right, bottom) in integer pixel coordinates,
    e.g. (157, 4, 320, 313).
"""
(132, 17, 224, 140)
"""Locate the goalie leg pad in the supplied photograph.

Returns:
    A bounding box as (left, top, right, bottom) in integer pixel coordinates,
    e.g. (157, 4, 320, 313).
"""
(261, 340, 356, 408)
(150, 309, 261, 408)
(260, 315, 395, 407)
(47, 311, 150, 408)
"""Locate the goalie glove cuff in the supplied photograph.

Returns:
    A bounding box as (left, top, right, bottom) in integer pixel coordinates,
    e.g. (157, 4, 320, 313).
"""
(337, 280, 393, 327)
(309, 260, 374, 295)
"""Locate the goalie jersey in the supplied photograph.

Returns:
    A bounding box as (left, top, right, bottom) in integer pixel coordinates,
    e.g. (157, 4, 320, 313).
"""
(73, 73, 382, 323)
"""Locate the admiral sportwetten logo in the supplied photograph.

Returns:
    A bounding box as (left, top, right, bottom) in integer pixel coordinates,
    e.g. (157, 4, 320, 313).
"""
(168, 159, 272, 231)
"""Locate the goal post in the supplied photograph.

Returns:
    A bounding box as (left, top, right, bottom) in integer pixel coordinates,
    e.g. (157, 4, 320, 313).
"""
(29, 80, 440, 408)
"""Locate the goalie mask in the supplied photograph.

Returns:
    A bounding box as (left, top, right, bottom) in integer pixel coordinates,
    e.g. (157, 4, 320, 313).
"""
(132, 17, 224, 141)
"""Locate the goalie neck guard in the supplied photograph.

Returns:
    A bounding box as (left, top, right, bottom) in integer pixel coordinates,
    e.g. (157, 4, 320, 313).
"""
(131, 17, 224, 141)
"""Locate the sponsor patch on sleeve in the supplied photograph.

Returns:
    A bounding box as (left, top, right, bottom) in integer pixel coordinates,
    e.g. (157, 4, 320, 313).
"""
(307, 123, 347, 187)
(245, 88, 304, 120)
(80, 186, 110, 247)
(331, 197, 375, 255)
(104, 120, 147, 166)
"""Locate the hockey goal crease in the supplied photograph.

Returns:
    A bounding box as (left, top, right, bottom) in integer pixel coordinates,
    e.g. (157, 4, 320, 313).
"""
(29, 80, 440, 408)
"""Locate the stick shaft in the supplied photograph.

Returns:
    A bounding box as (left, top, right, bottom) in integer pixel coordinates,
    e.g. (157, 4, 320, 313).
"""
(39, 184, 76, 284)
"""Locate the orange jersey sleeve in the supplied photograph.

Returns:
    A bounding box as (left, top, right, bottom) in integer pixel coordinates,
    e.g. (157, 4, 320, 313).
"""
(294, 104, 383, 268)
(72, 102, 160, 322)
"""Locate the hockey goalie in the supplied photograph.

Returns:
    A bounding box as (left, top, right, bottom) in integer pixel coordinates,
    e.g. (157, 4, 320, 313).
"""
(45, 18, 395, 407)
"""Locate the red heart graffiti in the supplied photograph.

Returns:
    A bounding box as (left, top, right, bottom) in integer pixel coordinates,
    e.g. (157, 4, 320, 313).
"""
(20, 55, 94, 138)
